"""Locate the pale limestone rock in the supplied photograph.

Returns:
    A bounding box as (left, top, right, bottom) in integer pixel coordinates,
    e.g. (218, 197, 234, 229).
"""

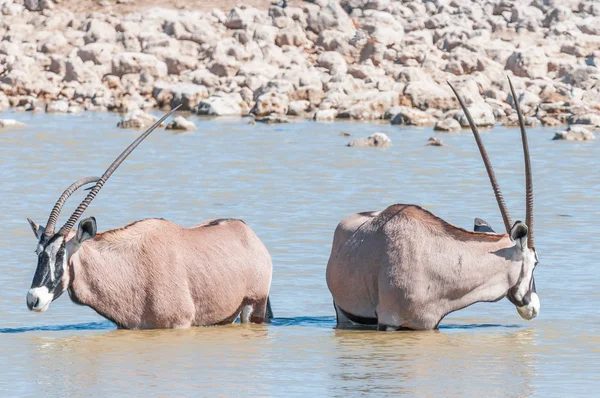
(348, 132, 392, 148)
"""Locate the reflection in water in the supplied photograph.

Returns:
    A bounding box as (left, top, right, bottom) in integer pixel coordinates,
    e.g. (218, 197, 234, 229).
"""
(330, 328, 535, 397)
(1, 113, 599, 396)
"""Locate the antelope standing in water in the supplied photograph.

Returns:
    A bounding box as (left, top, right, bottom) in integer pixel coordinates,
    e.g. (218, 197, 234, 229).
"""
(26, 109, 273, 329)
(326, 78, 539, 330)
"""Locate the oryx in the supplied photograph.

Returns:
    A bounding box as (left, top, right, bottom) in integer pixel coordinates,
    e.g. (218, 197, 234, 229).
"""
(326, 78, 539, 330)
(26, 109, 273, 329)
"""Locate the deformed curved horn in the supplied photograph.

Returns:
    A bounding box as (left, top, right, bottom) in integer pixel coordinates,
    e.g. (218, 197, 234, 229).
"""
(44, 176, 101, 237)
(448, 82, 513, 233)
(57, 106, 180, 235)
(507, 77, 534, 248)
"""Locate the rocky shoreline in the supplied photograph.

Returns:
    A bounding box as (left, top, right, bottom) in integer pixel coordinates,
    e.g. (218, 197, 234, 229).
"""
(1, 0, 600, 135)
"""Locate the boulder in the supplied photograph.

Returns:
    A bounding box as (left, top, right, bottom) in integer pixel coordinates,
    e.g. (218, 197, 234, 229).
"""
(434, 118, 462, 132)
(77, 43, 119, 65)
(404, 81, 456, 111)
(427, 137, 444, 147)
(152, 83, 209, 111)
(505, 48, 548, 79)
(84, 19, 118, 44)
(251, 92, 289, 116)
(317, 51, 348, 76)
(46, 100, 69, 113)
(166, 116, 196, 131)
(348, 132, 392, 148)
(553, 126, 595, 141)
(256, 114, 290, 124)
(390, 106, 437, 126)
(288, 100, 311, 116)
(111, 53, 167, 78)
(455, 102, 496, 128)
(313, 109, 337, 121)
(0, 119, 26, 128)
(196, 93, 248, 116)
(117, 109, 159, 129)
(568, 113, 600, 127)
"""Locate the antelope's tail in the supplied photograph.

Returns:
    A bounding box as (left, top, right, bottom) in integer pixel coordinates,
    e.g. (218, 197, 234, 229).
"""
(265, 296, 274, 322)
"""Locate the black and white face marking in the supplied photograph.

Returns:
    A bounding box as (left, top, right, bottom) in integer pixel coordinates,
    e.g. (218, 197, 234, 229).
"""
(506, 222, 540, 320)
(26, 217, 97, 313)
(27, 234, 69, 312)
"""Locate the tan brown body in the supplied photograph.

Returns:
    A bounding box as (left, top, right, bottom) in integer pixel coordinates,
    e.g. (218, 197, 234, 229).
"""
(63, 219, 272, 329)
(326, 205, 523, 330)
(66, 218, 272, 329)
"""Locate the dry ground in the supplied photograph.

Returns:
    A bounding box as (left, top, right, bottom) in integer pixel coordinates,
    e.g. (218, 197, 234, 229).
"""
(54, 0, 305, 14)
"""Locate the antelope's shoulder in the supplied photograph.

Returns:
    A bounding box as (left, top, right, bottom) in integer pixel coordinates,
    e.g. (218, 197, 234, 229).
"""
(97, 218, 177, 237)
(191, 218, 247, 229)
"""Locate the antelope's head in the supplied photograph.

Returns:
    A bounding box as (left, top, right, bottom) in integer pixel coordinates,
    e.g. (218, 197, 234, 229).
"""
(450, 78, 539, 321)
(25, 107, 179, 312)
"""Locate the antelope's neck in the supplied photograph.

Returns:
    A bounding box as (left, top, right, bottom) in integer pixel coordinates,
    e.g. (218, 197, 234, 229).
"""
(445, 236, 521, 313)
(67, 240, 135, 328)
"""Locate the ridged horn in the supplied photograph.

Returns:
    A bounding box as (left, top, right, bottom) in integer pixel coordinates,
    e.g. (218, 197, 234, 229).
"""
(507, 77, 534, 248)
(44, 177, 101, 237)
(57, 106, 180, 236)
(448, 81, 513, 233)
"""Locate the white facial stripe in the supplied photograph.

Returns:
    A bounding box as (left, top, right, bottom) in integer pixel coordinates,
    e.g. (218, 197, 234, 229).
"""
(514, 248, 536, 301)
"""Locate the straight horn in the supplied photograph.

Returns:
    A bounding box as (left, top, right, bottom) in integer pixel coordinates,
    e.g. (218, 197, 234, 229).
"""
(507, 77, 534, 248)
(447, 81, 513, 233)
(57, 105, 181, 235)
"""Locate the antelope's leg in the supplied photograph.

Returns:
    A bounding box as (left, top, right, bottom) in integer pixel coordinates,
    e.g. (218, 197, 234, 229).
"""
(248, 296, 269, 324)
(333, 301, 353, 328)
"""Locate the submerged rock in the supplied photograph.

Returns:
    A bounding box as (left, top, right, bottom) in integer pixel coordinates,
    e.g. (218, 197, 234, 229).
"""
(553, 126, 596, 141)
(0, 119, 26, 128)
(434, 118, 461, 132)
(348, 132, 392, 148)
(117, 109, 159, 129)
(166, 116, 196, 131)
(427, 137, 444, 146)
(255, 114, 289, 124)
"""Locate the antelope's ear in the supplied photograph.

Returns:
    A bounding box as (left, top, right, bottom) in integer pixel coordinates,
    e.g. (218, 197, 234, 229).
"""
(75, 217, 97, 244)
(27, 218, 45, 239)
(474, 218, 495, 233)
(510, 221, 528, 250)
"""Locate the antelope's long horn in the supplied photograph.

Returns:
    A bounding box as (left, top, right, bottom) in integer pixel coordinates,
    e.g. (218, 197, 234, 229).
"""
(507, 77, 534, 248)
(57, 106, 180, 235)
(44, 176, 101, 236)
(448, 82, 513, 234)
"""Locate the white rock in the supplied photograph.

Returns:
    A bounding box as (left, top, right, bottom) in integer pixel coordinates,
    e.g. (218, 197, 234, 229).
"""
(152, 83, 209, 111)
(348, 132, 392, 148)
(404, 81, 456, 111)
(505, 48, 548, 79)
(553, 126, 595, 141)
(166, 116, 196, 131)
(313, 109, 337, 121)
(46, 100, 69, 113)
(434, 118, 462, 132)
(117, 109, 159, 129)
(456, 102, 496, 128)
(251, 92, 289, 116)
(390, 106, 437, 126)
(0, 119, 26, 128)
(111, 53, 167, 78)
(196, 93, 248, 116)
(288, 100, 311, 116)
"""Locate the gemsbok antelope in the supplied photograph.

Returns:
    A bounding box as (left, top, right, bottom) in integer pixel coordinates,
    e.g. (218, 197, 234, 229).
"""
(326, 78, 540, 330)
(26, 109, 273, 329)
